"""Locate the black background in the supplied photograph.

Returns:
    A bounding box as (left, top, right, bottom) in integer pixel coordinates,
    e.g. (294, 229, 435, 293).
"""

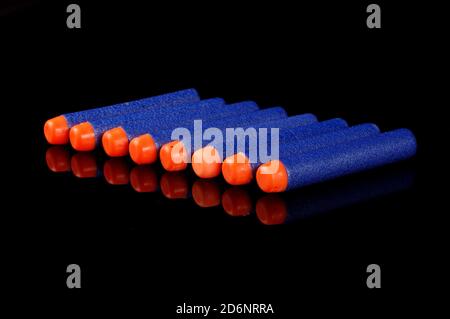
(3, 0, 447, 316)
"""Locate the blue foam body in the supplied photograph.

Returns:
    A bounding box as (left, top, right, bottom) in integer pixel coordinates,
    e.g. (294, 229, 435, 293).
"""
(63, 89, 200, 127)
(283, 128, 417, 190)
(226, 118, 349, 162)
(122, 101, 261, 141)
(87, 98, 226, 143)
(248, 123, 380, 172)
(150, 107, 292, 149)
(264, 113, 318, 129)
(188, 114, 328, 159)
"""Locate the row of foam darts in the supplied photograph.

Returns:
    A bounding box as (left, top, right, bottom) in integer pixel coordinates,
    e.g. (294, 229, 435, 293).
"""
(44, 88, 417, 192)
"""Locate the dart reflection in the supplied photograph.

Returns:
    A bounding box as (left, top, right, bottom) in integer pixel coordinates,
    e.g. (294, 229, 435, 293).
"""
(192, 180, 221, 207)
(160, 171, 189, 199)
(46, 146, 71, 172)
(71, 152, 98, 178)
(130, 165, 159, 192)
(221, 187, 253, 217)
(45, 147, 415, 226)
(103, 158, 130, 185)
(256, 165, 414, 225)
(256, 195, 287, 225)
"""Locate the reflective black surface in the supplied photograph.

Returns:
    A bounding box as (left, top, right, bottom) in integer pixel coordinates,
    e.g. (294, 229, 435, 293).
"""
(32, 137, 431, 315)
(44, 146, 416, 226)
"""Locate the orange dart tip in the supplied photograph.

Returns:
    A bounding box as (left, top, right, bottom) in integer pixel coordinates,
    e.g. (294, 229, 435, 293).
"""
(44, 115, 70, 144)
(160, 172, 189, 199)
(103, 158, 130, 185)
(191, 146, 222, 178)
(69, 122, 96, 151)
(159, 141, 188, 171)
(192, 180, 221, 207)
(221, 187, 252, 216)
(256, 195, 288, 225)
(222, 152, 253, 185)
(102, 127, 129, 157)
(129, 134, 158, 165)
(45, 146, 71, 172)
(130, 165, 158, 192)
(256, 160, 288, 193)
(70, 152, 97, 178)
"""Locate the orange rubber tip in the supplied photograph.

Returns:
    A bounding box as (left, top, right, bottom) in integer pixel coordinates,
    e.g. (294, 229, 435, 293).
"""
(70, 122, 96, 151)
(222, 152, 253, 185)
(102, 127, 129, 157)
(192, 180, 221, 208)
(160, 172, 189, 199)
(221, 187, 252, 216)
(191, 146, 222, 179)
(45, 146, 71, 172)
(71, 152, 97, 178)
(129, 134, 157, 165)
(256, 160, 289, 193)
(44, 115, 69, 144)
(256, 194, 287, 225)
(103, 158, 130, 185)
(130, 165, 158, 192)
(159, 141, 188, 171)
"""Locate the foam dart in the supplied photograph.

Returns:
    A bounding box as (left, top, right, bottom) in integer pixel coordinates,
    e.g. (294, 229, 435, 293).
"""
(131, 106, 293, 165)
(256, 128, 417, 193)
(44, 89, 199, 145)
(70, 98, 225, 152)
(191, 118, 348, 179)
(160, 113, 319, 174)
(256, 164, 414, 225)
(223, 123, 380, 185)
(102, 100, 259, 157)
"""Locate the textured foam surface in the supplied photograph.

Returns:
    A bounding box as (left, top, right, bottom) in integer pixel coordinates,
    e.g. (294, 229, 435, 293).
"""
(149, 107, 292, 149)
(63, 89, 200, 127)
(191, 113, 325, 159)
(122, 101, 261, 141)
(283, 128, 417, 190)
(249, 123, 380, 171)
(229, 118, 349, 162)
(86, 98, 226, 143)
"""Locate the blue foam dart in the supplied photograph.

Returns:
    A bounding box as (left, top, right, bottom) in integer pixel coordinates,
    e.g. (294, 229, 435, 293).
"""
(186, 118, 348, 178)
(129, 106, 306, 164)
(103, 100, 260, 157)
(222, 123, 380, 185)
(44, 88, 199, 145)
(256, 128, 417, 193)
(69, 98, 226, 152)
